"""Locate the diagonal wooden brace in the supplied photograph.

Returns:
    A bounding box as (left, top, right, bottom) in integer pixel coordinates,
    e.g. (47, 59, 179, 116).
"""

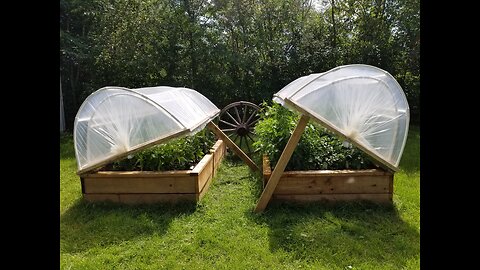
(207, 121, 259, 172)
(254, 115, 310, 213)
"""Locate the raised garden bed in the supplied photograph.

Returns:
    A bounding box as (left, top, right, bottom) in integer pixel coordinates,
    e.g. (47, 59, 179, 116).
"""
(262, 155, 393, 203)
(80, 139, 225, 204)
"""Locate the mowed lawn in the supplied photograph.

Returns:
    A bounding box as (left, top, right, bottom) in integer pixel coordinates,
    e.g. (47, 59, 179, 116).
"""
(60, 126, 420, 270)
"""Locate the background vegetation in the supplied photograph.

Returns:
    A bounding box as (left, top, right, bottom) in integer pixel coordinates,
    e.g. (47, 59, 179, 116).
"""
(60, 0, 420, 131)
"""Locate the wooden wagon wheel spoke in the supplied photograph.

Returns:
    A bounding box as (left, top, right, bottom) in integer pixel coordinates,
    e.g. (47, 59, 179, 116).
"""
(244, 108, 257, 125)
(217, 101, 261, 156)
(232, 133, 239, 143)
(234, 106, 242, 124)
(239, 135, 244, 149)
(246, 132, 255, 143)
(226, 111, 240, 125)
(219, 119, 238, 128)
(242, 104, 248, 123)
(247, 117, 260, 126)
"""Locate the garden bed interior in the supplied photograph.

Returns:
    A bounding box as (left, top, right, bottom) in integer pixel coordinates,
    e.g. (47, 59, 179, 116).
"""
(262, 155, 393, 203)
(80, 139, 225, 204)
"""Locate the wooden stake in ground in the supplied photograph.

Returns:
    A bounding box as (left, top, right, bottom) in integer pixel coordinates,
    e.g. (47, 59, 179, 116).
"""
(207, 121, 259, 172)
(254, 114, 310, 213)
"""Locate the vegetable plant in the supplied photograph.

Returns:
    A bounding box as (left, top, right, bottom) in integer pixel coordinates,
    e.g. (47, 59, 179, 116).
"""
(253, 102, 375, 171)
(105, 129, 215, 171)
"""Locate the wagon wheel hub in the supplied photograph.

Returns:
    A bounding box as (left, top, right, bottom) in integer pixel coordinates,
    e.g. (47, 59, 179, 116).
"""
(217, 101, 261, 156)
(236, 125, 249, 136)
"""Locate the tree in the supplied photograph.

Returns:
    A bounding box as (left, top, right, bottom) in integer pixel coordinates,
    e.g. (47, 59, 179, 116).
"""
(60, 0, 420, 127)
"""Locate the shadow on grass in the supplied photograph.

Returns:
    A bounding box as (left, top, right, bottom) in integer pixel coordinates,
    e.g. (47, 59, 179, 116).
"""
(248, 202, 419, 267)
(60, 199, 196, 253)
(223, 150, 249, 165)
(246, 171, 419, 268)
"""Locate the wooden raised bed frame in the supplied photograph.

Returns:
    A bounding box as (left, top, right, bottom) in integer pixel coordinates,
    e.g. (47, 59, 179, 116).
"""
(80, 140, 226, 204)
(262, 155, 393, 203)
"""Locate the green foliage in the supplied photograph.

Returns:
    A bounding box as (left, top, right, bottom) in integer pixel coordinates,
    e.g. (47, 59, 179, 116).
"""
(60, 0, 420, 131)
(108, 129, 215, 171)
(253, 102, 374, 170)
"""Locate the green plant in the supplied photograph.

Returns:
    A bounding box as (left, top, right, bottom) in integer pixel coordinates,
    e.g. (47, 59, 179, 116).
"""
(107, 129, 215, 171)
(253, 102, 375, 170)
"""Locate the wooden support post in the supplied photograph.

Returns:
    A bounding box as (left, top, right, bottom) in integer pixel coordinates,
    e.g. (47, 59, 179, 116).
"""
(207, 121, 259, 172)
(254, 114, 310, 213)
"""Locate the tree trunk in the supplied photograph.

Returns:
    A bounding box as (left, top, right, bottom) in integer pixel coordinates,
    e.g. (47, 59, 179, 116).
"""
(184, 0, 197, 88)
(60, 75, 65, 132)
(331, 0, 337, 65)
(70, 66, 77, 109)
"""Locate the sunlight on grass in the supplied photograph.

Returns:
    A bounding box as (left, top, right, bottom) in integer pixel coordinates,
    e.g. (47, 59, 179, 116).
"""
(60, 127, 420, 270)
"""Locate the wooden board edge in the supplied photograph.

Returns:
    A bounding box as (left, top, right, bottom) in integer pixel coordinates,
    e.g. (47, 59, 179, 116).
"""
(83, 193, 198, 204)
(262, 155, 272, 186)
(82, 175, 198, 194)
(191, 153, 213, 175)
(272, 193, 392, 203)
(82, 170, 192, 178)
(198, 170, 215, 200)
(83, 193, 120, 203)
(261, 155, 392, 177)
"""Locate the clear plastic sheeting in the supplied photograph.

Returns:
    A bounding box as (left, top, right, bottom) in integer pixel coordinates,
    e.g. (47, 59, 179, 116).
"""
(74, 86, 220, 173)
(273, 64, 409, 170)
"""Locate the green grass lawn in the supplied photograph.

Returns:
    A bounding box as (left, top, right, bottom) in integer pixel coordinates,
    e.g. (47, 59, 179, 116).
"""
(60, 126, 419, 270)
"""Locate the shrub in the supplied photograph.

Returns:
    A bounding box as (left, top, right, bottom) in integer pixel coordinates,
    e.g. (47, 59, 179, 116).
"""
(105, 129, 215, 171)
(253, 102, 375, 171)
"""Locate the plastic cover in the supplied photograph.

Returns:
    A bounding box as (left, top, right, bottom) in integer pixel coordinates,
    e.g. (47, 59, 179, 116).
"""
(273, 64, 409, 170)
(74, 86, 220, 173)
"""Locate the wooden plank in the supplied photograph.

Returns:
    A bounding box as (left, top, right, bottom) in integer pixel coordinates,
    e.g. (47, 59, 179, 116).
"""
(211, 140, 225, 178)
(254, 115, 310, 213)
(272, 175, 392, 194)
(198, 167, 215, 200)
(119, 194, 196, 204)
(266, 169, 391, 177)
(83, 170, 191, 178)
(193, 154, 214, 193)
(200, 140, 225, 199)
(272, 193, 392, 203)
(84, 193, 196, 204)
(262, 155, 272, 187)
(191, 153, 212, 175)
(210, 139, 223, 153)
(77, 129, 191, 176)
(207, 122, 259, 172)
(284, 98, 398, 173)
(83, 194, 120, 203)
(83, 176, 197, 194)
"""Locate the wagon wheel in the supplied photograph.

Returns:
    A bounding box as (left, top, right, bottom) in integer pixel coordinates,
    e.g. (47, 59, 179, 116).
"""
(217, 101, 261, 156)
